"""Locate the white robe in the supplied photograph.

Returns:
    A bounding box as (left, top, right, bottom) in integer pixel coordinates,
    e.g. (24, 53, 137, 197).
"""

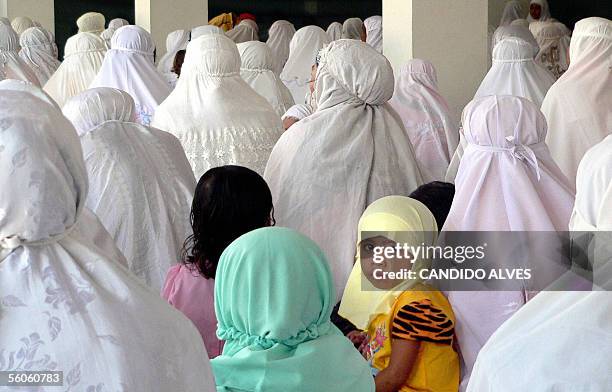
(152, 34, 283, 179)
(265, 40, 423, 299)
(0, 90, 216, 392)
(226, 19, 259, 44)
(191, 25, 224, 39)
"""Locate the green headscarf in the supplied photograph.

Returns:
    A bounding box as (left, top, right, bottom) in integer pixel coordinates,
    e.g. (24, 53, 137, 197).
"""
(212, 227, 374, 392)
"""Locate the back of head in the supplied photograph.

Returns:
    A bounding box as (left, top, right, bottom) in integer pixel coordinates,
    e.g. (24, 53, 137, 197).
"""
(568, 17, 611, 67)
(62, 87, 135, 136)
(409, 182, 455, 229)
(493, 37, 537, 62)
(165, 29, 189, 52)
(342, 17, 364, 40)
(108, 18, 128, 30)
(237, 40, 273, 71)
(111, 25, 155, 54)
(315, 39, 394, 109)
(269, 20, 294, 36)
(282, 25, 330, 82)
(77, 12, 105, 34)
(500, 0, 523, 26)
(239, 18, 258, 32)
(399, 59, 438, 89)
(10, 16, 33, 35)
(19, 26, 51, 48)
(183, 34, 240, 77)
(0, 23, 19, 51)
(493, 25, 539, 56)
(64, 32, 106, 57)
(191, 25, 224, 40)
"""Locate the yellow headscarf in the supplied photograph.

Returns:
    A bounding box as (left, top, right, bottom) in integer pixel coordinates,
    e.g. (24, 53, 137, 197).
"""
(208, 13, 234, 32)
(339, 196, 438, 330)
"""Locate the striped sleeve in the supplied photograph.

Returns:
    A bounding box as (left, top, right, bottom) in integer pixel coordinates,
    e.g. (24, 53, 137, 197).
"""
(391, 299, 454, 345)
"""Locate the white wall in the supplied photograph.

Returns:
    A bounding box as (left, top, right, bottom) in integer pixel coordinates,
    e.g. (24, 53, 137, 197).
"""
(136, 0, 208, 60)
(1, 0, 54, 32)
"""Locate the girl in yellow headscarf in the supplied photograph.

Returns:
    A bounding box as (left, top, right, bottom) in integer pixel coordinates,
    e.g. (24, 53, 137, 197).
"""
(340, 196, 459, 392)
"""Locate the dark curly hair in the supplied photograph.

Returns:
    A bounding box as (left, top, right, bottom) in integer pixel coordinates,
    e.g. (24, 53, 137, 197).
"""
(181, 165, 274, 279)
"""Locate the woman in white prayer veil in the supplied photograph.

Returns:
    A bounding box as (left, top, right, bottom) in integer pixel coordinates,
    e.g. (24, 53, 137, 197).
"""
(281, 25, 330, 104)
(10, 16, 33, 35)
(191, 25, 224, 39)
(90, 25, 171, 125)
(543, 17, 612, 185)
(152, 34, 283, 178)
(100, 17, 129, 47)
(0, 24, 40, 85)
(157, 29, 190, 86)
(491, 23, 539, 56)
(442, 95, 575, 391)
(342, 17, 366, 41)
(532, 22, 571, 79)
(226, 19, 259, 44)
(266, 20, 296, 74)
(0, 90, 216, 392)
(238, 41, 295, 117)
(499, 0, 524, 27)
(389, 59, 458, 182)
(62, 87, 196, 290)
(19, 27, 60, 85)
(527, 0, 555, 23)
(327, 21, 342, 41)
(76, 12, 105, 34)
(364, 15, 382, 53)
(265, 40, 423, 300)
(467, 135, 612, 392)
(43, 32, 105, 107)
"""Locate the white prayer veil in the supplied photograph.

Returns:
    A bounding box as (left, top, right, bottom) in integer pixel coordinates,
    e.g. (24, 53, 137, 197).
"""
(364, 16, 382, 53)
(77, 12, 105, 34)
(0, 90, 216, 392)
(265, 40, 423, 299)
(18, 27, 60, 85)
(100, 17, 129, 47)
(499, 0, 524, 27)
(527, 0, 552, 23)
(389, 59, 458, 182)
(0, 78, 59, 109)
(342, 17, 365, 40)
(281, 25, 330, 104)
(491, 24, 539, 56)
(0, 24, 40, 85)
(238, 41, 295, 117)
(157, 29, 190, 86)
(226, 19, 259, 44)
(43, 32, 106, 107)
(62, 87, 196, 290)
(443, 95, 575, 390)
(10, 16, 33, 35)
(511, 18, 530, 28)
(90, 25, 171, 125)
(152, 34, 283, 178)
(327, 22, 342, 41)
(467, 135, 612, 392)
(532, 22, 571, 79)
(266, 20, 296, 74)
(543, 17, 612, 185)
(191, 25, 224, 39)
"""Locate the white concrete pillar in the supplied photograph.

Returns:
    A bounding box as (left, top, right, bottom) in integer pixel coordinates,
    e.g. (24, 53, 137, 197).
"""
(383, 0, 490, 122)
(135, 0, 208, 60)
(1, 0, 54, 33)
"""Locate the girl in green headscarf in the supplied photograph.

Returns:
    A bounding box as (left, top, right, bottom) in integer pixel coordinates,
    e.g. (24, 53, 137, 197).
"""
(211, 226, 374, 392)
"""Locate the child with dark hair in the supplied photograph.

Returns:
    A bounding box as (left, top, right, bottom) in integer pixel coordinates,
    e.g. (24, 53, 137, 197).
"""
(409, 181, 455, 230)
(172, 49, 187, 78)
(162, 165, 274, 358)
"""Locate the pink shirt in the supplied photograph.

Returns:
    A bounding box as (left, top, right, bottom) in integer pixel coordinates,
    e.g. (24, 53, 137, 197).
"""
(162, 264, 223, 358)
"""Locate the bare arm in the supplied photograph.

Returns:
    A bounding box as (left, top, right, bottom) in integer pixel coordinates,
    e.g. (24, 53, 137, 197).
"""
(375, 339, 420, 392)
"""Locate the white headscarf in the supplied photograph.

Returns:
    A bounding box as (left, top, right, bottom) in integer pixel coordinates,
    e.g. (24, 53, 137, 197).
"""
(0, 24, 40, 85)
(100, 17, 129, 47)
(157, 29, 190, 86)
(477, 38, 555, 107)
(18, 27, 60, 85)
(342, 17, 364, 40)
(491, 24, 539, 57)
(266, 20, 296, 74)
(543, 17, 612, 185)
(226, 19, 259, 44)
(280, 25, 330, 104)
(265, 40, 423, 299)
(43, 32, 106, 107)
(467, 135, 612, 392)
(90, 25, 171, 125)
(191, 25, 224, 39)
(364, 15, 382, 53)
(389, 59, 458, 182)
(532, 22, 571, 79)
(511, 18, 530, 28)
(327, 22, 342, 41)
(152, 34, 283, 178)
(527, 0, 552, 23)
(10, 16, 33, 35)
(62, 87, 196, 290)
(77, 12, 105, 34)
(499, 0, 524, 26)
(443, 95, 575, 390)
(0, 90, 216, 392)
(238, 41, 295, 117)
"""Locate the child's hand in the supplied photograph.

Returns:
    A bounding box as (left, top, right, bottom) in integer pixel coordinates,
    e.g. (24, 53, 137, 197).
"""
(347, 330, 370, 357)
